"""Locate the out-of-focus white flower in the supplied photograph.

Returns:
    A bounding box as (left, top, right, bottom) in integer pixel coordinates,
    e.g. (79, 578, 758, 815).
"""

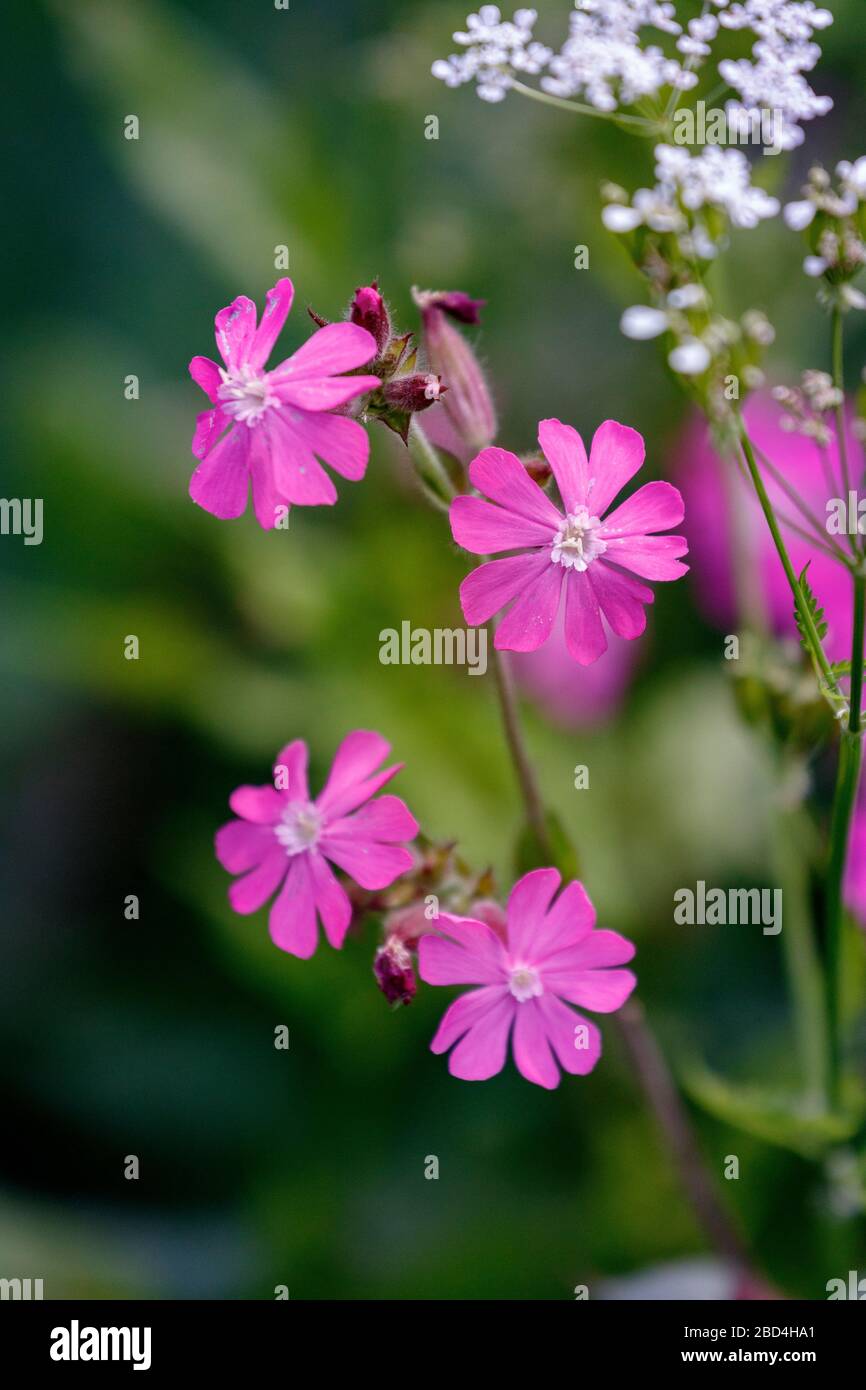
(837, 157, 866, 202)
(601, 203, 644, 232)
(669, 339, 712, 374)
(667, 283, 707, 310)
(803, 254, 828, 276)
(620, 305, 669, 338)
(431, 6, 551, 103)
(784, 199, 817, 230)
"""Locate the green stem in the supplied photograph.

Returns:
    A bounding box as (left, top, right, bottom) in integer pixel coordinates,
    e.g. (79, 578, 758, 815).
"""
(490, 640, 555, 863)
(407, 419, 456, 510)
(738, 424, 848, 721)
(771, 805, 829, 1109)
(831, 305, 853, 511)
(825, 574, 866, 1104)
(510, 80, 661, 132)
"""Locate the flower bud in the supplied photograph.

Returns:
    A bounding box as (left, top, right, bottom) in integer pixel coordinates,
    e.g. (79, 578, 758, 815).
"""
(350, 282, 391, 355)
(412, 287, 497, 460)
(373, 935, 417, 1007)
(382, 372, 445, 414)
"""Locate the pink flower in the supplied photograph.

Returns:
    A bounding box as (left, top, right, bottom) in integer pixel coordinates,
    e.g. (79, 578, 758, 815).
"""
(845, 786, 866, 927)
(216, 731, 418, 958)
(450, 419, 688, 665)
(418, 868, 637, 1088)
(188, 278, 380, 529)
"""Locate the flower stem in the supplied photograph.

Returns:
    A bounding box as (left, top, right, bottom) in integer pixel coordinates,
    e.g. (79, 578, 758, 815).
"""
(510, 80, 660, 133)
(489, 640, 555, 863)
(738, 423, 848, 720)
(616, 1001, 753, 1273)
(407, 419, 456, 510)
(831, 305, 853, 509)
(825, 573, 865, 1107)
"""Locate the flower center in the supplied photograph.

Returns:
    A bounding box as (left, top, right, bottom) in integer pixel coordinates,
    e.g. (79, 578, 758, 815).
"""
(218, 364, 279, 426)
(274, 801, 322, 856)
(551, 508, 607, 572)
(508, 964, 543, 1003)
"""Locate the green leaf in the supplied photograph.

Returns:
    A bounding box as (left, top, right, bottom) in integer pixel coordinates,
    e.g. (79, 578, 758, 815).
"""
(795, 562, 828, 650)
(683, 1063, 864, 1160)
(515, 810, 580, 881)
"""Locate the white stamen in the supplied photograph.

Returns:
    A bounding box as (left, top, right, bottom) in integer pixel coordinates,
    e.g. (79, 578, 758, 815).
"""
(274, 802, 322, 856)
(508, 964, 543, 1003)
(218, 364, 279, 427)
(551, 507, 607, 572)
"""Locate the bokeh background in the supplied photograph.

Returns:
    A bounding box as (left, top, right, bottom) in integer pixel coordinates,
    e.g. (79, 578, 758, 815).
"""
(3, 0, 866, 1299)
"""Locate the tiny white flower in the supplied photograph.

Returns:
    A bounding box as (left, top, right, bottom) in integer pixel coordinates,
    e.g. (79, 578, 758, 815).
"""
(841, 285, 866, 311)
(669, 339, 712, 375)
(667, 283, 707, 310)
(803, 254, 828, 277)
(784, 199, 817, 231)
(620, 305, 669, 339)
(602, 203, 643, 233)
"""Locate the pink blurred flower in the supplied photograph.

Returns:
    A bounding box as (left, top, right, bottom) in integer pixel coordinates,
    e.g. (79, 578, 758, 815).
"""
(450, 419, 688, 665)
(216, 731, 418, 958)
(676, 394, 860, 663)
(845, 786, 866, 925)
(510, 604, 641, 726)
(418, 868, 636, 1088)
(188, 278, 380, 529)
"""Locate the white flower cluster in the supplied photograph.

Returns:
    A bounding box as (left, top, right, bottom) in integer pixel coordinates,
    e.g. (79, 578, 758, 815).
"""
(716, 1, 834, 150)
(603, 144, 780, 242)
(542, 2, 696, 111)
(783, 157, 866, 297)
(432, 2, 834, 149)
(431, 6, 551, 103)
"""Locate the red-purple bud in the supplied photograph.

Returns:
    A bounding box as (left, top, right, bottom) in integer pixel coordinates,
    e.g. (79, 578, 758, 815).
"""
(350, 282, 391, 355)
(412, 287, 496, 461)
(373, 935, 417, 1007)
(382, 372, 445, 414)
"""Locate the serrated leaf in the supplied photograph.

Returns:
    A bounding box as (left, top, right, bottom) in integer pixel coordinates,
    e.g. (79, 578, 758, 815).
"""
(795, 562, 828, 651)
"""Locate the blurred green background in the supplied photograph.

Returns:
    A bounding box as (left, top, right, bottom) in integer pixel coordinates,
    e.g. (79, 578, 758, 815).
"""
(2, 0, 866, 1299)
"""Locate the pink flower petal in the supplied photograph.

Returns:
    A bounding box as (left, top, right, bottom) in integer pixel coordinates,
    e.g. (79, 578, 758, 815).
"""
(215, 819, 274, 874)
(270, 322, 378, 381)
(286, 412, 370, 481)
(512, 999, 560, 1089)
(248, 429, 289, 531)
(215, 294, 257, 369)
(548, 967, 637, 1013)
(600, 480, 685, 537)
(429, 985, 511, 1054)
(538, 994, 601, 1075)
(587, 420, 645, 517)
(442, 989, 515, 1081)
(273, 373, 381, 412)
(589, 562, 653, 640)
(191, 407, 229, 460)
(229, 847, 287, 915)
(273, 740, 309, 801)
(450, 494, 554, 554)
(506, 867, 562, 959)
(418, 917, 507, 986)
(563, 569, 606, 664)
(541, 927, 633, 973)
(493, 561, 563, 652)
(307, 851, 352, 949)
(229, 784, 284, 824)
(538, 418, 590, 513)
(269, 853, 318, 958)
(321, 837, 414, 891)
(247, 278, 294, 370)
(468, 447, 563, 528)
(316, 730, 393, 817)
(325, 794, 418, 845)
(188, 426, 250, 520)
(266, 412, 338, 506)
(602, 535, 689, 580)
(459, 552, 549, 626)
(533, 880, 597, 958)
(189, 355, 222, 403)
